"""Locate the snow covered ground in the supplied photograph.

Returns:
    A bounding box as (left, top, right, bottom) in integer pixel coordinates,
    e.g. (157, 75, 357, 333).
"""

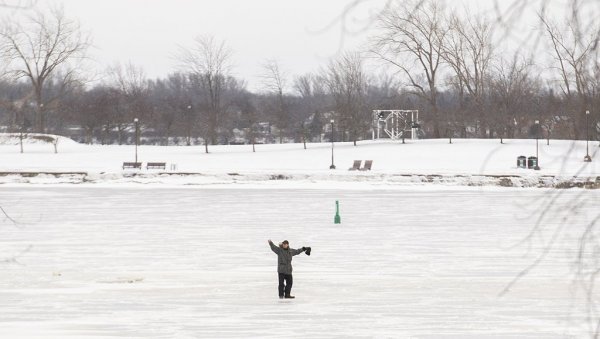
(1, 135, 599, 178)
(1, 187, 599, 338)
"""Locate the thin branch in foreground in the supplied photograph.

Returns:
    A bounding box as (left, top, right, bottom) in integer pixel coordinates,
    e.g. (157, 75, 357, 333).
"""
(0, 205, 19, 225)
(0, 0, 37, 9)
(1, 245, 32, 265)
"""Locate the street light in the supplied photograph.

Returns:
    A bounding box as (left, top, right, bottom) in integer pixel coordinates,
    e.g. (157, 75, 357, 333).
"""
(584, 110, 592, 162)
(134, 118, 139, 164)
(534, 120, 541, 170)
(330, 119, 336, 169)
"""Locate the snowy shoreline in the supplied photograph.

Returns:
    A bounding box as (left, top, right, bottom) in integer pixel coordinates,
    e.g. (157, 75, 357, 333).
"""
(0, 170, 598, 189)
(2, 136, 599, 189)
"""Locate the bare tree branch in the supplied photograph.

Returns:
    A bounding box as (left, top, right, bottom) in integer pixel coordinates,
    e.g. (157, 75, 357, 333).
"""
(0, 5, 90, 132)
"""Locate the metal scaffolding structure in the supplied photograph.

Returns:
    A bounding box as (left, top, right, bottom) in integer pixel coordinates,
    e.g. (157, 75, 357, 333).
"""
(372, 110, 420, 140)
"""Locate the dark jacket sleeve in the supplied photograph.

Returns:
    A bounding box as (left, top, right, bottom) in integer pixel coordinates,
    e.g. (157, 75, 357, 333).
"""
(290, 248, 305, 256)
(269, 241, 281, 254)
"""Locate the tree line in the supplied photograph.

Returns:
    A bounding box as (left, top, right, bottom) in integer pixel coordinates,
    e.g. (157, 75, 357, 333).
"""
(0, 1, 599, 150)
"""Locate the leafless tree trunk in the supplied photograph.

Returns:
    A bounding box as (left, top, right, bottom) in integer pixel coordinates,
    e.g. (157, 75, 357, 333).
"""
(490, 56, 539, 142)
(323, 52, 368, 146)
(261, 59, 288, 144)
(178, 35, 232, 153)
(295, 75, 313, 149)
(443, 12, 493, 138)
(294, 73, 328, 146)
(0, 7, 90, 133)
(19, 130, 24, 153)
(541, 15, 596, 139)
(109, 62, 149, 124)
(373, 0, 447, 138)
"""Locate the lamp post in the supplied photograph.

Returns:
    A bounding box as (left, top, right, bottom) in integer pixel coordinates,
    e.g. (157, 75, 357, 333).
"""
(38, 103, 44, 133)
(534, 120, 540, 170)
(330, 119, 336, 169)
(134, 118, 139, 164)
(584, 110, 592, 162)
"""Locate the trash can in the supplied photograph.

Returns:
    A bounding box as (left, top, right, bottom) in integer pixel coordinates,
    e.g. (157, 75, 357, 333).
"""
(517, 156, 527, 168)
(527, 156, 538, 169)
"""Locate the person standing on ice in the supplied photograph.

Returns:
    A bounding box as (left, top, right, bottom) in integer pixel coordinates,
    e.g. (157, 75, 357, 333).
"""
(268, 239, 310, 299)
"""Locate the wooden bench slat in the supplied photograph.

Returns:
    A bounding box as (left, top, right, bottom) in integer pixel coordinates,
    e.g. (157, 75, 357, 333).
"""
(146, 162, 167, 170)
(122, 162, 142, 170)
(360, 160, 373, 171)
(348, 160, 362, 171)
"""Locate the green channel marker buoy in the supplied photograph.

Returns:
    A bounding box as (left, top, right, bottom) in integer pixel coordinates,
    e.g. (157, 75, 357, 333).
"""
(334, 200, 341, 224)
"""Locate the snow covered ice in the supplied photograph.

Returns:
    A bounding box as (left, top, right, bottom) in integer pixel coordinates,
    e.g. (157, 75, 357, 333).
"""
(1, 186, 598, 338)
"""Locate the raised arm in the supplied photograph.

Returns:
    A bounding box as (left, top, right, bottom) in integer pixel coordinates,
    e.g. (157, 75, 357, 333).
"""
(268, 240, 281, 254)
(291, 247, 306, 256)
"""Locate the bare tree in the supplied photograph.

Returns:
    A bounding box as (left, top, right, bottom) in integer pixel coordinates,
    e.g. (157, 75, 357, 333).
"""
(324, 52, 369, 146)
(110, 62, 147, 98)
(0, 6, 90, 133)
(373, 0, 448, 138)
(62, 86, 110, 144)
(235, 90, 258, 152)
(0, 0, 36, 9)
(489, 55, 540, 142)
(178, 35, 232, 153)
(261, 59, 289, 143)
(443, 12, 494, 138)
(541, 15, 596, 139)
(109, 62, 150, 140)
(153, 73, 191, 146)
(295, 74, 315, 149)
(294, 73, 329, 145)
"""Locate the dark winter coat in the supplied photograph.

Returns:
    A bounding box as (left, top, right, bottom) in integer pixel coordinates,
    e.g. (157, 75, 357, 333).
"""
(269, 241, 304, 275)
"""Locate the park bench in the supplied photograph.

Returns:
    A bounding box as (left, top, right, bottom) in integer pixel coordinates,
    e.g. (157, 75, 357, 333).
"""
(122, 162, 142, 170)
(360, 160, 373, 171)
(348, 160, 362, 171)
(146, 162, 167, 170)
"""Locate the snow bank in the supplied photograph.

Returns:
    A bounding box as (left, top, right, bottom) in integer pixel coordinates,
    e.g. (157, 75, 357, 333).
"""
(0, 138, 598, 188)
(0, 133, 79, 146)
(0, 171, 598, 189)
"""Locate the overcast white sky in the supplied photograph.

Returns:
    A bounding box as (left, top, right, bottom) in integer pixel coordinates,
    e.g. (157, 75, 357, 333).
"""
(48, 0, 391, 90)
(1, 0, 554, 91)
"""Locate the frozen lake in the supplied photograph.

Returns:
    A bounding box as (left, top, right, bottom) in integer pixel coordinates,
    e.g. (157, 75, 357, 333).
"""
(0, 187, 598, 338)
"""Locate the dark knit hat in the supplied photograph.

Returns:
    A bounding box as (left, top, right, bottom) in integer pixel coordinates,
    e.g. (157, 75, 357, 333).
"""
(282, 240, 289, 245)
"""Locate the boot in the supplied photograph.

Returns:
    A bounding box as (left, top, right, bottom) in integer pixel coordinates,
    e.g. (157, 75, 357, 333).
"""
(284, 295, 295, 299)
